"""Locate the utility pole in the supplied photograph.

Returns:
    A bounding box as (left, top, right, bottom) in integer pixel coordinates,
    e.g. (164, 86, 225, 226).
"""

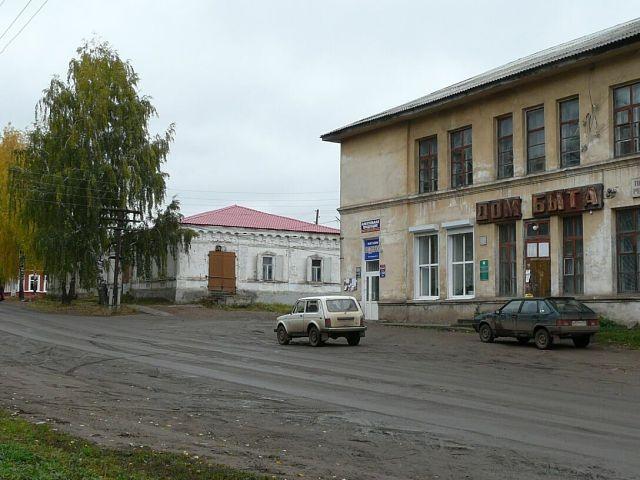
(101, 208, 141, 309)
(18, 250, 24, 301)
(315, 209, 319, 225)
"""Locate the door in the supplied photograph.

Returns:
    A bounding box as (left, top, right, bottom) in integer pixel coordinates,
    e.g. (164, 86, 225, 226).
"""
(517, 300, 539, 333)
(524, 220, 551, 297)
(303, 299, 323, 331)
(497, 300, 521, 333)
(288, 300, 306, 334)
(363, 260, 380, 320)
(208, 251, 236, 294)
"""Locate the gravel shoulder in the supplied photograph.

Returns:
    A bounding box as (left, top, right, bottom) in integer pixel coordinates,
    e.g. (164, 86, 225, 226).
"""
(0, 302, 639, 480)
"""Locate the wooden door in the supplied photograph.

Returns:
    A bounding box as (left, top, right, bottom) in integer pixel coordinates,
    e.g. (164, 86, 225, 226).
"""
(527, 260, 550, 297)
(524, 220, 551, 297)
(208, 251, 236, 294)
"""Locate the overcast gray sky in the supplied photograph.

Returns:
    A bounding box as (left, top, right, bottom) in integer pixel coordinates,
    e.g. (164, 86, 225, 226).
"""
(1, 1, 639, 225)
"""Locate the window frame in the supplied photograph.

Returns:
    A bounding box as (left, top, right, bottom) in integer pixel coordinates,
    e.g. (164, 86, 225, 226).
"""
(414, 233, 439, 300)
(447, 228, 474, 299)
(559, 97, 580, 168)
(450, 126, 473, 188)
(418, 135, 438, 193)
(262, 255, 274, 282)
(563, 215, 584, 295)
(498, 223, 517, 297)
(311, 258, 322, 283)
(613, 81, 640, 157)
(525, 106, 545, 174)
(496, 114, 514, 179)
(616, 207, 640, 293)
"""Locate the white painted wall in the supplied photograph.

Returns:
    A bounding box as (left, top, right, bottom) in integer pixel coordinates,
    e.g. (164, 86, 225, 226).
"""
(129, 225, 341, 304)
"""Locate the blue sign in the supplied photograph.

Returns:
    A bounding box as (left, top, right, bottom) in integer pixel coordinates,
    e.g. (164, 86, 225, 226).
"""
(364, 238, 380, 261)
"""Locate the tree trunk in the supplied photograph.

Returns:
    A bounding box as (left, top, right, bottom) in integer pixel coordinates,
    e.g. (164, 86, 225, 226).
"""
(60, 277, 71, 305)
(69, 274, 76, 300)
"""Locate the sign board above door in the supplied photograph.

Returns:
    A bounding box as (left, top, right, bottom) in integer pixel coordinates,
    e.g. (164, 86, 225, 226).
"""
(532, 184, 603, 217)
(476, 197, 522, 224)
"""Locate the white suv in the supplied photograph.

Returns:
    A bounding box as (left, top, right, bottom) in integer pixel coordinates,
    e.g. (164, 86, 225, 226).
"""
(274, 296, 366, 347)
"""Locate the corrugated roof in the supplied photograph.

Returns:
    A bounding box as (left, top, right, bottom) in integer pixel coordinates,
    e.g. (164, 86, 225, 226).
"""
(322, 18, 640, 142)
(181, 205, 340, 234)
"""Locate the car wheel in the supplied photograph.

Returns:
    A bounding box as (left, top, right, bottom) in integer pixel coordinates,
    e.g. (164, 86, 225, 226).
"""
(478, 323, 494, 343)
(346, 333, 361, 346)
(572, 335, 591, 348)
(517, 337, 530, 345)
(308, 325, 322, 347)
(534, 328, 552, 350)
(276, 324, 290, 345)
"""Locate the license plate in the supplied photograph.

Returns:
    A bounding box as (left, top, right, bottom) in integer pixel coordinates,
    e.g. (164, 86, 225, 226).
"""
(338, 317, 354, 321)
(572, 320, 587, 326)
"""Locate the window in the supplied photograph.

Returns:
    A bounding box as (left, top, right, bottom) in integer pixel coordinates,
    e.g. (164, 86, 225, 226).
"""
(559, 98, 580, 167)
(538, 300, 550, 314)
(449, 231, 474, 297)
(416, 234, 439, 298)
(28, 274, 39, 292)
(498, 223, 517, 296)
(262, 256, 274, 281)
(525, 220, 550, 258)
(326, 298, 359, 312)
(418, 136, 438, 193)
(306, 300, 319, 313)
(450, 127, 472, 188)
(293, 300, 305, 313)
(526, 107, 545, 173)
(501, 300, 521, 314)
(617, 208, 640, 292)
(614, 82, 640, 156)
(497, 115, 513, 178)
(563, 215, 583, 294)
(311, 259, 322, 282)
(520, 300, 538, 314)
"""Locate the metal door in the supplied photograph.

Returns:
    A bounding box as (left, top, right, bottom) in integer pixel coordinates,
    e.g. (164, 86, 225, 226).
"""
(363, 260, 379, 320)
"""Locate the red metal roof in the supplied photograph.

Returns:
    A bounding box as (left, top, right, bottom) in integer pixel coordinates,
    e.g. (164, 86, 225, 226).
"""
(181, 205, 340, 235)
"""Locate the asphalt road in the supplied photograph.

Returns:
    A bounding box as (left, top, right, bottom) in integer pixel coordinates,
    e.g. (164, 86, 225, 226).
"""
(0, 301, 639, 480)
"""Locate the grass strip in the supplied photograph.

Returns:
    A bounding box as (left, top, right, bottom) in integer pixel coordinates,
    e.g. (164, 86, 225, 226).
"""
(0, 410, 267, 480)
(597, 318, 640, 349)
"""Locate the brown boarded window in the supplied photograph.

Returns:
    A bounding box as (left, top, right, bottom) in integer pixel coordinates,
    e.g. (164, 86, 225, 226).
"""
(498, 223, 517, 296)
(526, 107, 545, 173)
(617, 208, 640, 292)
(450, 127, 472, 188)
(497, 115, 513, 179)
(559, 98, 580, 167)
(418, 136, 438, 193)
(563, 215, 583, 294)
(208, 251, 236, 294)
(614, 82, 640, 157)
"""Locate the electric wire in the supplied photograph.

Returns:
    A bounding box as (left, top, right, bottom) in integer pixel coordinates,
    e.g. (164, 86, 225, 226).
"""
(0, 0, 49, 55)
(0, 0, 32, 42)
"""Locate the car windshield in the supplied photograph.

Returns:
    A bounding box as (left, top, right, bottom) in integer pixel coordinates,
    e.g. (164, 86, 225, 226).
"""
(548, 298, 594, 314)
(326, 299, 359, 312)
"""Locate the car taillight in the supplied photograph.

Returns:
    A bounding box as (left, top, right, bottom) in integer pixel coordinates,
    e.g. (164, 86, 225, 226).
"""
(556, 319, 572, 326)
(588, 319, 599, 327)
(324, 318, 331, 328)
(359, 316, 364, 326)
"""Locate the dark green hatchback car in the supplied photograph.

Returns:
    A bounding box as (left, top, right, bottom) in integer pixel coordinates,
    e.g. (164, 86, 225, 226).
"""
(472, 297, 599, 350)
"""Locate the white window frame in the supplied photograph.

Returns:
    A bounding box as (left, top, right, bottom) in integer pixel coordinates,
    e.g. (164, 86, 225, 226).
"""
(311, 258, 322, 283)
(262, 255, 274, 281)
(28, 274, 40, 292)
(447, 227, 475, 299)
(414, 234, 439, 300)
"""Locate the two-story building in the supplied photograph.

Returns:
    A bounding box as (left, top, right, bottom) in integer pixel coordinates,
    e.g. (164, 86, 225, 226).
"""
(322, 19, 640, 325)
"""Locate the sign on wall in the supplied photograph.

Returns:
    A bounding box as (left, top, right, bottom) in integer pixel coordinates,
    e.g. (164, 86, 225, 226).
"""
(532, 184, 603, 217)
(361, 219, 380, 233)
(364, 238, 380, 261)
(633, 178, 640, 198)
(479, 260, 489, 281)
(380, 264, 386, 278)
(476, 197, 522, 224)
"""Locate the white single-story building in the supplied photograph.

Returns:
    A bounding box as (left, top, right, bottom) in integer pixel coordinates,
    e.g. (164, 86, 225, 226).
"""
(127, 205, 341, 304)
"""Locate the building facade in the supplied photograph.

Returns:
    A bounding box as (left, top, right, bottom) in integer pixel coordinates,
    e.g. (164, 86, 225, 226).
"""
(323, 19, 640, 325)
(128, 205, 341, 304)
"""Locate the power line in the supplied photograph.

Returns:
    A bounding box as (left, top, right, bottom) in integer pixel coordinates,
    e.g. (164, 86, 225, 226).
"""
(0, 0, 49, 55)
(0, 0, 33, 43)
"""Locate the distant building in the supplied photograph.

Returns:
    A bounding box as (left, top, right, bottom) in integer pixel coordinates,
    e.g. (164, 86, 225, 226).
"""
(128, 205, 341, 304)
(2, 267, 47, 298)
(322, 19, 640, 324)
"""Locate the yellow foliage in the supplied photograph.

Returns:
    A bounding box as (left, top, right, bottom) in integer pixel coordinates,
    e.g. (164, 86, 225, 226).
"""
(0, 126, 28, 283)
